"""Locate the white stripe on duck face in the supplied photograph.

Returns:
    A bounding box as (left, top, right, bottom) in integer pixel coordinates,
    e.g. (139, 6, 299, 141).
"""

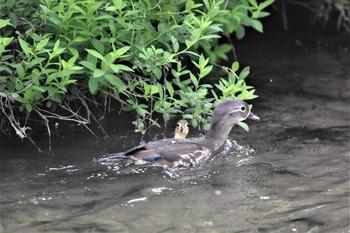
(172, 147, 211, 168)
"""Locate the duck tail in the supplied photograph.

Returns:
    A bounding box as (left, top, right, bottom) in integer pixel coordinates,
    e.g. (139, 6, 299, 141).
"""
(96, 152, 134, 163)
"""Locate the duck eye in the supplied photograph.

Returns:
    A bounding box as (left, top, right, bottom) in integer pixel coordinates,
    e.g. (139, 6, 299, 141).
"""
(240, 106, 246, 112)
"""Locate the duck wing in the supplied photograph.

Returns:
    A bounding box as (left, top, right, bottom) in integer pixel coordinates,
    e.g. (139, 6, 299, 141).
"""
(123, 138, 212, 168)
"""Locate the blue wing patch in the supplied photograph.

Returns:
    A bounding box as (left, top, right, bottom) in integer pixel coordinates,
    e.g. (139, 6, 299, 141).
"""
(143, 154, 162, 161)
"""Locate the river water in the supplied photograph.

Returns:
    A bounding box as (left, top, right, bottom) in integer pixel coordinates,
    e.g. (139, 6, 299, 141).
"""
(1, 28, 349, 232)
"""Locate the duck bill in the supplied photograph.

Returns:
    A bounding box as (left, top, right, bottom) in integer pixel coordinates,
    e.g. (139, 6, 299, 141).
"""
(247, 112, 260, 121)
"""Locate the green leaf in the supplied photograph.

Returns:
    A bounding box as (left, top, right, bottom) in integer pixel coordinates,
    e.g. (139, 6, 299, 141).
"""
(73, 36, 90, 43)
(191, 119, 198, 128)
(171, 36, 179, 53)
(183, 114, 193, 119)
(15, 64, 25, 78)
(185, 0, 194, 10)
(0, 19, 12, 29)
(200, 66, 213, 78)
(252, 11, 261, 19)
(0, 37, 14, 48)
(250, 19, 263, 33)
(194, 105, 201, 116)
(185, 40, 195, 48)
(36, 37, 50, 50)
(165, 81, 174, 97)
(237, 121, 249, 132)
(239, 66, 250, 80)
(79, 61, 96, 70)
(190, 73, 198, 88)
(257, 11, 271, 18)
(235, 25, 245, 39)
(85, 49, 106, 62)
(153, 67, 162, 79)
(33, 85, 46, 93)
(198, 54, 209, 68)
(259, 0, 275, 10)
(158, 84, 164, 99)
(150, 85, 159, 95)
(18, 38, 31, 57)
(163, 112, 170, 122)
(53, 39, 60, 51)
(248, 0, 258, 8)
(215, 44, 232, 60)
(48, 16, 62, 26)
(211, 89, 219, 100)
(231, 61, 239, 72)
(112, 0, 124, 10)
(27, 57, 46, 68)
(203, 0, 210, 10)
(136, 106, 148, 118)
(115, 46, 130, 57)
(10, 93, 19, 99)
(69, 65, 83, 71)
(88, 77, 99, 94)
(50, 40, 65, 58)
(24, 88, 34, 101)
(68, 47, 79, 58)
(93, 69, 105, 78)
(0, 65, 12, 74)
(91, 38, 105, 54)
(105, 74, 125, 90)
(157, 23, 166, 33)
(25, 104, 33, 112)
(110, 64, 133, 73)
(143, 82, 150, 96)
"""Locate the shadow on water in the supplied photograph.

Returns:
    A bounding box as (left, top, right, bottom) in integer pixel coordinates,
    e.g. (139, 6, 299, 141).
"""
(1, 21, 350, 233)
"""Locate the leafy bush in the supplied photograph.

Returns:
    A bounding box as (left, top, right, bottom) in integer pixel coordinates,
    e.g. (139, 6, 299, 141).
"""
(0, 0, 274, 144)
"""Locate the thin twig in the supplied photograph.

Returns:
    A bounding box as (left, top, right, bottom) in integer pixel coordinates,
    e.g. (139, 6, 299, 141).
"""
(61, 101, 89, 122)
(90, 111, 109, 138)
(281, 0, 288, 30)
(83, 124, 97, 137)
(1, 98, 42, 152)
(227, 35, 237, 61)
(75, 94, 91, 123)
(108, 95, 112, 113)
(36, 106, 89, 124)
(35, 108, 52, 150)
(101, 95, 107, 120)
(76, 92, 108, 137)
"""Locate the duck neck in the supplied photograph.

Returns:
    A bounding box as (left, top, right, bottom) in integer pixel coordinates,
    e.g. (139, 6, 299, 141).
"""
(204, 120, 235, 150)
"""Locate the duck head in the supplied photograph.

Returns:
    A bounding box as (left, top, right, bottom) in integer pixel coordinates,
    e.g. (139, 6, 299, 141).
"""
(205, 99, 259, 141)
(174, 119, 189, 139)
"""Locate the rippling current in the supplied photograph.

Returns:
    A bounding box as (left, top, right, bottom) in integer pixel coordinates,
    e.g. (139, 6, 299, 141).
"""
(1, 34, 349, 232)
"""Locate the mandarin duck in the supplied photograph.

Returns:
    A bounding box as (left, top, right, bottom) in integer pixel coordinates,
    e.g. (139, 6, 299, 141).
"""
(108, 99, 259, 168)
(174, 119, 189, 139)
